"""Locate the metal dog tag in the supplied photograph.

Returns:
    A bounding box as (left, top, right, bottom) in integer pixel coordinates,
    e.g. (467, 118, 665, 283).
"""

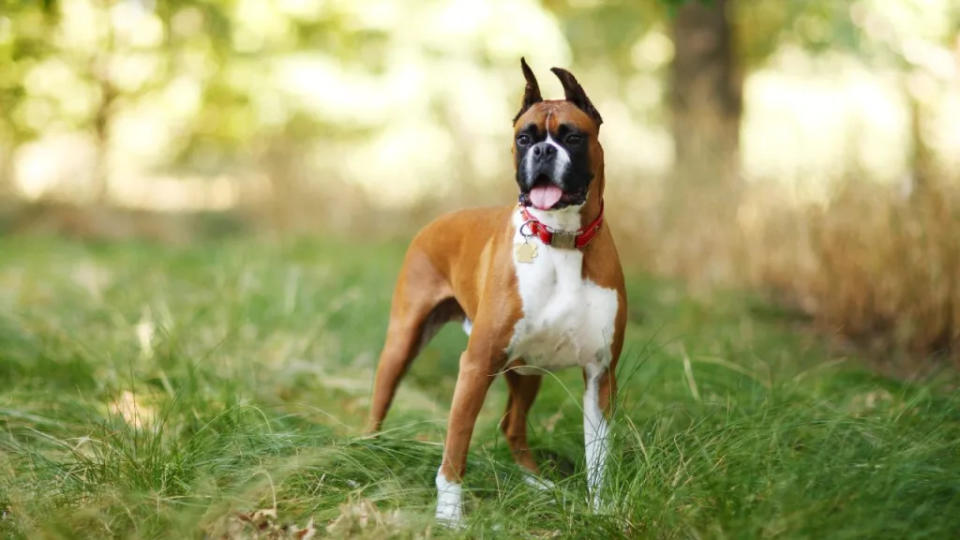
(551, 230, 577, 249)
(515, 242, 538, 263)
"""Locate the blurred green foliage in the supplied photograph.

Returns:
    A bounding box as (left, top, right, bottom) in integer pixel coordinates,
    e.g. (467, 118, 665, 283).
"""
(1, 0, 957, 191)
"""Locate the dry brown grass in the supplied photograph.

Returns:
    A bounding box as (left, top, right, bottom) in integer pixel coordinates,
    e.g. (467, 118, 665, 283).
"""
(736, 180, 960, 367)
(608, 173, 960, 369)
(808, 183, 958, 358)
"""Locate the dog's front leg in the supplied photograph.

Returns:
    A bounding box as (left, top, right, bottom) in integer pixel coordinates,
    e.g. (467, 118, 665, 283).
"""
(583, 363, 612, 511)
(435, 348, 501, 527)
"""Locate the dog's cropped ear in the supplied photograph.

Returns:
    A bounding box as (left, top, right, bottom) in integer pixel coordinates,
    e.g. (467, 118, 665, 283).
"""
(513, 57, 542, 123)
(550, 67, 603, 127)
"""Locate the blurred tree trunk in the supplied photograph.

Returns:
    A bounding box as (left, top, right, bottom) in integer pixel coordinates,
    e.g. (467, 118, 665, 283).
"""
(0, 144, 11, 197)
(92, 73, 116, 205)
(664, 0, 743, 283)
(669, 0, 742, 196)
(90, 0, 115, 205)
(906, 92, 935, 198)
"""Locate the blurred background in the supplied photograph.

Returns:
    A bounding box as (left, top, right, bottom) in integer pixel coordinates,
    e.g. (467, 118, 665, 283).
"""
(1, 0, 959, 365)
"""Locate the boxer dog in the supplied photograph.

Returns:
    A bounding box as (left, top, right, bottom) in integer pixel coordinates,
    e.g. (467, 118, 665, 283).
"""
(367, 58, 626, 527)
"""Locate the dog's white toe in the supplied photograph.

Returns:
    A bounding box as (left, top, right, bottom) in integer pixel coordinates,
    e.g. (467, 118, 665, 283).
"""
(435, 508, 465, 529)
(523, 473, 555, 491)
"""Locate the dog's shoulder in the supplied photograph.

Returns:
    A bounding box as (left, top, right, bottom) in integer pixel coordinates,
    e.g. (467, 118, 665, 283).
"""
(424, 205, 514, 230)
(396, 205, 519, 323)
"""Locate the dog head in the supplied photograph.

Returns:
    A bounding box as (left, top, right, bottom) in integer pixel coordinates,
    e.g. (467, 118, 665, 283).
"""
(512, 58, 604, 212)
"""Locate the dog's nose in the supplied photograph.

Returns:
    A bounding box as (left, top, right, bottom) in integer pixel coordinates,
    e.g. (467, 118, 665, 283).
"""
(531, 142, 556, 163)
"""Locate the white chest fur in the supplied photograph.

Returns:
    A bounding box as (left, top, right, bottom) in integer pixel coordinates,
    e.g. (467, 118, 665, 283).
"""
(507, 207, 618, 374)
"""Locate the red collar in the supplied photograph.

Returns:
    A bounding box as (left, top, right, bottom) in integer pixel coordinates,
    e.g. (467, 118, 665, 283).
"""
(519, 200, 604, 249)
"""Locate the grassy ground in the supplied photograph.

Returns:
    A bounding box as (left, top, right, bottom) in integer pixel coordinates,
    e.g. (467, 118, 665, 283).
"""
(0, 235, 958, 538)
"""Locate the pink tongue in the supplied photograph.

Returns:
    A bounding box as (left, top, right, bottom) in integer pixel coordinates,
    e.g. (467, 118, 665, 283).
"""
(529, 185, 563, 210)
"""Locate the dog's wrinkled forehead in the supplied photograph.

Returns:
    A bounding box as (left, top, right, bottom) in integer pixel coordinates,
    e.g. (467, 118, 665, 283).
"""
(513, 101, 597, 137)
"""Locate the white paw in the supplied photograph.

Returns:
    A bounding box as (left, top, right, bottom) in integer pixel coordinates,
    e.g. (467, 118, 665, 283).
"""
(523, 473, 555, 491)
(435, 468, 465, 529)
(435, 506, 464, 529)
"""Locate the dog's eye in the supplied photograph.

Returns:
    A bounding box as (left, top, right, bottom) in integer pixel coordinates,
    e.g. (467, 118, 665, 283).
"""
(516, 134, 531, 146)
(565, 134, 584, 145)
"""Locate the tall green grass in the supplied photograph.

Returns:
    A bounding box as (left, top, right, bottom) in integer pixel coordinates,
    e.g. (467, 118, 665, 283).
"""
(1, 236, 958, 538)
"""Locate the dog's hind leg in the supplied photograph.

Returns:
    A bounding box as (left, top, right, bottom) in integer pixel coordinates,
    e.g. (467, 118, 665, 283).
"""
(367, 250, 460, 433)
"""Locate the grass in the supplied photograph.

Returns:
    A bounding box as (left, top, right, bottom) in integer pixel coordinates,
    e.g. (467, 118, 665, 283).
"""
(0, 234, 958, 538)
